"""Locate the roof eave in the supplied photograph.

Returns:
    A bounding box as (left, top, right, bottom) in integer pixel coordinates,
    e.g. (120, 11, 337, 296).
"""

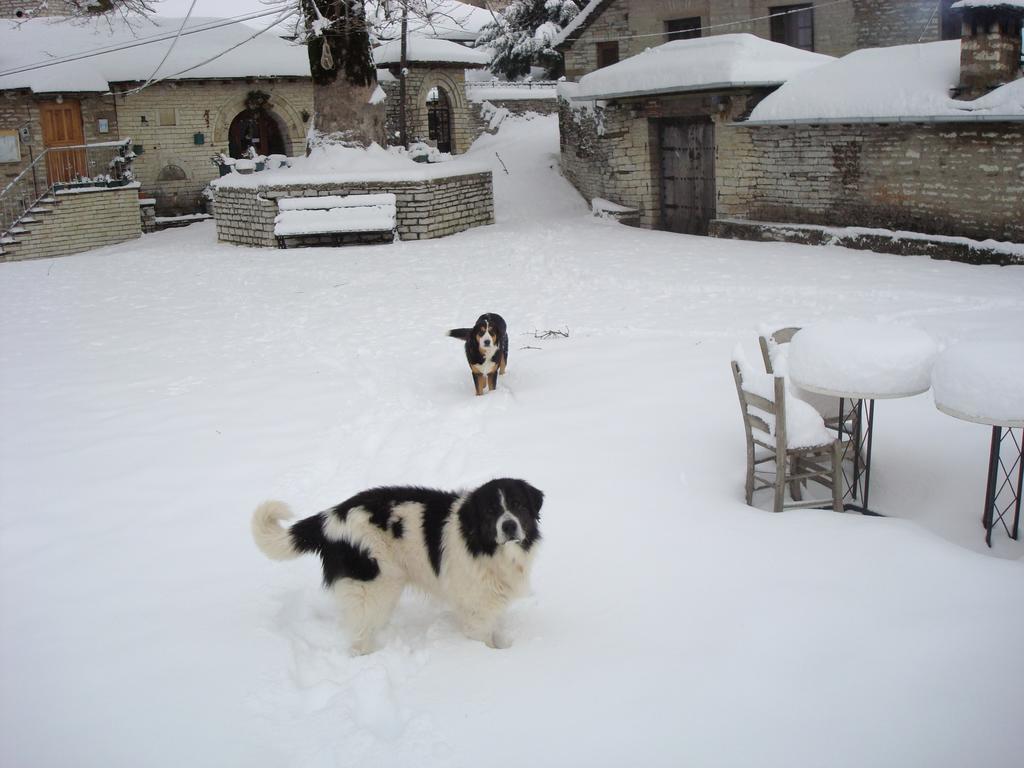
(571, 80, 785, 101)
(740, 113, 1024, 125)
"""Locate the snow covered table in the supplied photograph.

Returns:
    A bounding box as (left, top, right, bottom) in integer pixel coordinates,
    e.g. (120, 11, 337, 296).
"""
(788, 321, 939, 516)
(932, 341, 1024, 547)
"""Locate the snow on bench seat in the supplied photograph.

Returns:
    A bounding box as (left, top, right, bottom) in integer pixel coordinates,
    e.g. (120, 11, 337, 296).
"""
(273, 194, 397, 241)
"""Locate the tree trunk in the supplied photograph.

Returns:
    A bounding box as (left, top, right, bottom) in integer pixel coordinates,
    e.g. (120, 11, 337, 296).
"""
(303, 0, 386, 148)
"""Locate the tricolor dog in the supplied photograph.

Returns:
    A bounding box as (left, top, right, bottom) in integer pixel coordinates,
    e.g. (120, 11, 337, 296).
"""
(448, 313, 509, 395)
(252, 478, 543, 654)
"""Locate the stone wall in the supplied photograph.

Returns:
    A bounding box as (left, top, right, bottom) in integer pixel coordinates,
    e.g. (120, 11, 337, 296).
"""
(0, 183, 141, 262)
(379, 67, 477, 154)
(0, 0, 75, 17)
(1, 79, 313, 216)
(213, 170, 494, 247)
(851, 0, 941, 50)
(114, 78, 312, 215)
(1, 91, 118, 189)
(715, 121, 1024, 243)
(561, 0, 941, 80)
(558, 88, 763, 229)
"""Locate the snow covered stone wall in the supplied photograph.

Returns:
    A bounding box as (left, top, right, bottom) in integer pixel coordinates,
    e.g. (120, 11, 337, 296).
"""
(716, 121, 1024, 243)
(213, 172, 494, 247)
(0, 184, 141, 262)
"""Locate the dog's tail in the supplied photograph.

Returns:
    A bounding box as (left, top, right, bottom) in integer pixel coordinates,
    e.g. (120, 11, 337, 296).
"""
(447, 328, 472, 341)
(252, 500, 322, 561)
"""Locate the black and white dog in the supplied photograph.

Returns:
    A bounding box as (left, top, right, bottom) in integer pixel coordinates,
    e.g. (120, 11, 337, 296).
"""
(252, 478, 543, 654)
(448, 313, 509, 396)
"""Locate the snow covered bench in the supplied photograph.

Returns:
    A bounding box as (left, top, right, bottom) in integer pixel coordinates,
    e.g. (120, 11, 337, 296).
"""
(273, 194, 397, 248)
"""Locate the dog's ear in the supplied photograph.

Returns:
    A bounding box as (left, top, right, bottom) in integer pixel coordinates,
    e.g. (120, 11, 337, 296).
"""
(518, 481, 544, 519)
(458, 488, 499, 555)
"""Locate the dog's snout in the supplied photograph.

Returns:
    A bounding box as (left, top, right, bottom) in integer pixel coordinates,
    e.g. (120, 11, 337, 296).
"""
(501, 519, 518, 538)
(482, 339, 491, 347)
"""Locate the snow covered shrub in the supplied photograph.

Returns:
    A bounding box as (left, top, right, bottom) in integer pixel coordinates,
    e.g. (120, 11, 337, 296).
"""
(476, 0, 582, 80)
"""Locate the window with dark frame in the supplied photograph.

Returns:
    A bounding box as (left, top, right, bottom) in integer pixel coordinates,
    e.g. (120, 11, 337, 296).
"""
(939, 0, 961, 40)
(769, 4, 814, 51)
(665, 17, 702, 41)
(596, 41, 620, 69)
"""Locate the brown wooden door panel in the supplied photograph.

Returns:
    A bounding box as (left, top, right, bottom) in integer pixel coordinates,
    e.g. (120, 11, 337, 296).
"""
(659, 119, 715, 235)
(39, 100, 86, 184)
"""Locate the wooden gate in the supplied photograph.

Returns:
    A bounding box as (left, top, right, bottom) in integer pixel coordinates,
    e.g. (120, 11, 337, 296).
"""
(39, 99, 86, 185)
(659, 119, 716, 235)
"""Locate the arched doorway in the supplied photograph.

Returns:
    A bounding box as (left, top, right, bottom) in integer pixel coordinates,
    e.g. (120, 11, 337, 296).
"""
(425, 86, 453, 153)
(228, 109, 287, 158)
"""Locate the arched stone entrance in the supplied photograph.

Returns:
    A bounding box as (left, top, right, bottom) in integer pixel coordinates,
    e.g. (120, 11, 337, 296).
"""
(213, 88, 308, 158)
(426, 86, 454, 153)
(228, 109, 288, 158)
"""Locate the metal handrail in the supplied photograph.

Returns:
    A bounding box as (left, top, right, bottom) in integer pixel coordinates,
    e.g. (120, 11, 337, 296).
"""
(1, 138, 134, 241)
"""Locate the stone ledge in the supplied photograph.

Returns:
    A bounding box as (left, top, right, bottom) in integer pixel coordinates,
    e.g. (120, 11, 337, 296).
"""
(709, 218, 1024, 267)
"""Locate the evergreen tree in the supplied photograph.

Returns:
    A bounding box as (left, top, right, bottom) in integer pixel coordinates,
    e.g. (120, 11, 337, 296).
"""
(476, 0, 582, 80)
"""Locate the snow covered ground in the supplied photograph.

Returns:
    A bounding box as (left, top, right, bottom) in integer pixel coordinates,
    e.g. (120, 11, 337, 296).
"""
(2, 115, 1023, 767)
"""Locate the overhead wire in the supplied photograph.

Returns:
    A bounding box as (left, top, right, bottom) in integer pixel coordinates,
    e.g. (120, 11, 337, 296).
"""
(0, 7, 294, 79)
(120, 0, 201, 96)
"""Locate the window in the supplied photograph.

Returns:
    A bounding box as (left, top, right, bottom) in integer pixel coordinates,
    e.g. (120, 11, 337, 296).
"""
(940, 0, 961, 40)
(770, 4, 814, 51)
(158, 108, 177, 126)
(596, 41, 619, 69)
(665, 17, 702, 41)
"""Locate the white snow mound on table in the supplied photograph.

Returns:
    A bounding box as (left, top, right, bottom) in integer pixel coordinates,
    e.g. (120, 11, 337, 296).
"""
(787, 321, 939, 399)
(734, 347, 833, 449)
(932, 341, 1024, 426)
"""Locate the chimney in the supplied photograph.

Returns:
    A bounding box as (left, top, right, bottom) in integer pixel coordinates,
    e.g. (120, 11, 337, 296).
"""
(953, 1, 1024, 99)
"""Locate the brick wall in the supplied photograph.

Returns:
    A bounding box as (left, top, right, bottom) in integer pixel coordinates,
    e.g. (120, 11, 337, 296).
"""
(114, 79, 313, 215)
(213, 170, 495, 246)
(716, 121, 1024, 242)
(562, 1, 941, 80)
(1, 183, 140, 262)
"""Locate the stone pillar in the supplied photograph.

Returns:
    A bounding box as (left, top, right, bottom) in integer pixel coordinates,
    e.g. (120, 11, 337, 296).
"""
(954, 2, 1024, 99)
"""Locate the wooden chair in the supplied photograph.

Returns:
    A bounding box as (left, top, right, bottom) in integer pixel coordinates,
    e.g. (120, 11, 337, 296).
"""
(732, 359, 844, 513)
(759, 326, 852, 435)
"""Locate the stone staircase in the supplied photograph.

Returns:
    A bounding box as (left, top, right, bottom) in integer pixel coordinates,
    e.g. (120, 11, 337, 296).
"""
(0, 196, 57, 262)
(0, 185, 142, 263)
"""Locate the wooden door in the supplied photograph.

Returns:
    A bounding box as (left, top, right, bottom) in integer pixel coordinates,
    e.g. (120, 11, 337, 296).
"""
(39, 100, 86, 184)
(228, 109, 286, 158)
(659, 119, 716, 235)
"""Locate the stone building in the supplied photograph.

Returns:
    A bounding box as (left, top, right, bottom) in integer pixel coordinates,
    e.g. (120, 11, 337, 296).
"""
(557, 1, 1024, 260)
(374, 37, 491, 154)
(556, 0, 965, 80)
(0, 14, 312, 215)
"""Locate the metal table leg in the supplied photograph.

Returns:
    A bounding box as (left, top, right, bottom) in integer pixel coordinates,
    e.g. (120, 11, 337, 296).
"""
(982, 426, 1023, 548)
(837, 397, 880, 516)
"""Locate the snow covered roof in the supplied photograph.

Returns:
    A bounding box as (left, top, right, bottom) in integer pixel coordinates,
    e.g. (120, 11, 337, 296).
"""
(572, 34, 833, 101)
(747, 40, 1024, 124)
(372, 36, 490, 67)
(370, 0, 494, 43)
(553, 0, 610, 50)
(0, 16, 310, 94)
(951, 0, 1024, 11)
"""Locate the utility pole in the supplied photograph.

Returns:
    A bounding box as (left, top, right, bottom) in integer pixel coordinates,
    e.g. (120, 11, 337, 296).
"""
(399, 1, 409, 147)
